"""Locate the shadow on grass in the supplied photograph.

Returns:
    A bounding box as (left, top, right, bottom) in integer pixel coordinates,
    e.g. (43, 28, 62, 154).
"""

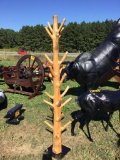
(99, 80, 119, 89)
(117, 138, 120, 147)
(61, 85, 85, 97)
(61, 80, 119, 98)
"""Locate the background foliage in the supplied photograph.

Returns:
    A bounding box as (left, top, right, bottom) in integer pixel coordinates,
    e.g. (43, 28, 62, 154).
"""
(0, 19, 115, 53)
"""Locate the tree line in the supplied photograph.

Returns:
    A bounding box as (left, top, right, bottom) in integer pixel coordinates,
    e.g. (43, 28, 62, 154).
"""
(0, 19, 115, 53)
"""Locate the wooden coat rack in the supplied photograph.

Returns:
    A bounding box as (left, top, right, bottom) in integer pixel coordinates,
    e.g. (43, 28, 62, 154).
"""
(43, 15, 72, 158)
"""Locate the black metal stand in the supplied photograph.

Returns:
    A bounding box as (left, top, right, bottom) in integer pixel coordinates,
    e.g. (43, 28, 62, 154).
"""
(42, 145, 71, 160)
(6, 115, 24, 125)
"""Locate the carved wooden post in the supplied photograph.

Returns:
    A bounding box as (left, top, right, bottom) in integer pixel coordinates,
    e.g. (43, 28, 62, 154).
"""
(44, 15, 72, 158)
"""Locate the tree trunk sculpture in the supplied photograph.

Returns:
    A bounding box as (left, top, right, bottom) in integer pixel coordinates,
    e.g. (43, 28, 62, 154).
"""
(44, 15, 72, 156)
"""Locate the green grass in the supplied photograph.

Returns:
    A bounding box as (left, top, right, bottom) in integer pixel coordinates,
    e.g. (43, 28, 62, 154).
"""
(0, 55, 120, 160)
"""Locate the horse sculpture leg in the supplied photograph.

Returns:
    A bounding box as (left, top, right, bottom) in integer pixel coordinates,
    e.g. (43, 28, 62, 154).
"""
(105, 112, 113, 131)
(84, 116, 94, 142)
(85, 72, 97, 90)
(71, 119, 78, 136)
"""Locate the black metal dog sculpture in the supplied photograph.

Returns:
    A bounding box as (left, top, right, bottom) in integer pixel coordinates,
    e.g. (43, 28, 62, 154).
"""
(61, 18, 120, 90)
(71, 89, 120, 142)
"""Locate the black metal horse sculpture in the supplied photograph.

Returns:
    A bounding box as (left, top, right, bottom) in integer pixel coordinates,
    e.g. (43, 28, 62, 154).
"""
(61, 18, 120, 90)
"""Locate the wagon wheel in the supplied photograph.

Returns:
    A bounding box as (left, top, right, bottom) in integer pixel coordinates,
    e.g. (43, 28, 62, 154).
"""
(16, 55, 45, 99)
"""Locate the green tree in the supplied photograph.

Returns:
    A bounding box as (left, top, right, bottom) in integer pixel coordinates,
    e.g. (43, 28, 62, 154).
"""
(0, 28, 17, 48)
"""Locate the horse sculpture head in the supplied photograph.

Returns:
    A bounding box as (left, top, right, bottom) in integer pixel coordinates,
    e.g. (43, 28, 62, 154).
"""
(60, 62, 72, 82)
(61, 60, 84, 83)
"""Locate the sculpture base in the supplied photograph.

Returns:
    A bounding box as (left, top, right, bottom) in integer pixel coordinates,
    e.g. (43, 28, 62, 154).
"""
(42, 145, 71, 160)
(6, 116, 24, 125)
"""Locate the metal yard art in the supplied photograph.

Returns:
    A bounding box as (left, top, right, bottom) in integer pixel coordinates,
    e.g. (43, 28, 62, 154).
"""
(4, 104, 24, 125)
(71, 89, 120, 142)
(2, 55, 45, 99)
(61, 18, 120, 90)
(71, 61, 120, 142)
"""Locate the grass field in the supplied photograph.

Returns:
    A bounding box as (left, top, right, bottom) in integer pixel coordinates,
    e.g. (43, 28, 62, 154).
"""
(0, 55, 120, 160)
